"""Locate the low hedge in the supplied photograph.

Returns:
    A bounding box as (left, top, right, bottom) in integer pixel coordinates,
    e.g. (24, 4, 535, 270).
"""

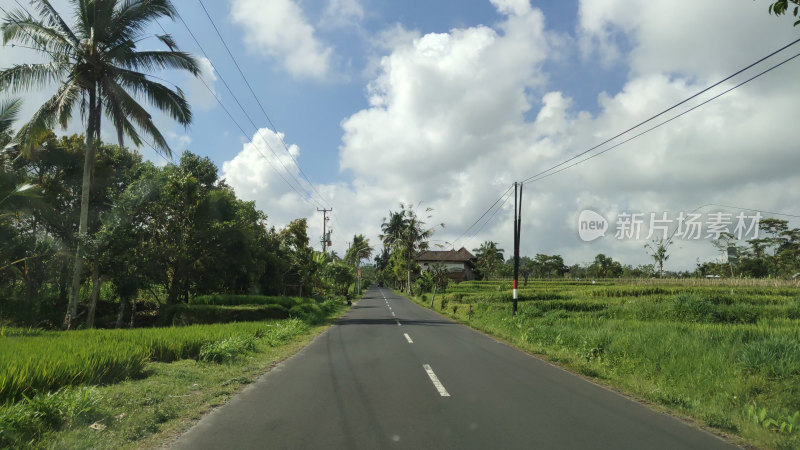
(189, 294, 301, 308)
(157, 304, 290, 326)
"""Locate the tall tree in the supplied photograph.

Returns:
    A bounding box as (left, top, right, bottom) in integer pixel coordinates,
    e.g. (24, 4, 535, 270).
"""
(280, 218, 314, 296)
(473, 241, 504, 279)
(345, 234, 373, 295)
(588, 254, 623, 278)
(1, 0, 199, 329)
(380, 209, 406, 251)
(380, 204, 442, 294)
(399, 205, 441, 295)
(645, 238, 673, 278)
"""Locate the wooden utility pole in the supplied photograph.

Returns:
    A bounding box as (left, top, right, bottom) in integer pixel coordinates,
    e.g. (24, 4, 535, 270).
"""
(318, 208, 332, 253)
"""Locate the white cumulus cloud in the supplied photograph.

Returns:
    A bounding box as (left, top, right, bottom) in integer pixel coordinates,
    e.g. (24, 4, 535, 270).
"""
(223, 0, 800, 269)
(231, 0, 333, 79)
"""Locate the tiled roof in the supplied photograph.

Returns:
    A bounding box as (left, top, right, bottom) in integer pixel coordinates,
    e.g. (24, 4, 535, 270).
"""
(416, 247, 475, 262)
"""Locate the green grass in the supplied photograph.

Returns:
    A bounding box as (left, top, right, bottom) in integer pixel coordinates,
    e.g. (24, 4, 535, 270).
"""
(0, 320, 314, 405)
(414, 279, 800, 450)
(0, 323, 332, 449)
(0, 293, 348, 449)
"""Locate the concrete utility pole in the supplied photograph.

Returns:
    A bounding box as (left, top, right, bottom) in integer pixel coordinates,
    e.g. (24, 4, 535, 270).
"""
(513, 182, 523, 316)
(318, 208, 332, 253)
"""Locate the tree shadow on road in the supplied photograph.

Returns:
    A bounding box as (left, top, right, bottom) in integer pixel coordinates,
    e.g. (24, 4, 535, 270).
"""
(334, 318, 453, 326)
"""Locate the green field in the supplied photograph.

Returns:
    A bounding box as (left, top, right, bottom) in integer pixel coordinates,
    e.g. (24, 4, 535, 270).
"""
(414, 279, 800, 449)
(0, 297, 344, 448)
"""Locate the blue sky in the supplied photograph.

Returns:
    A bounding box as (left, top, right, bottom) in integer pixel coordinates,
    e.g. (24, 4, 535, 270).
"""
(2, 0, 800, 269)
(144, 0, 628, 184)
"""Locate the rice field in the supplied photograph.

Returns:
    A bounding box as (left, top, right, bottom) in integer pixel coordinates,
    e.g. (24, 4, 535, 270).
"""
(417, 279, 800, 449)
(0, 319, 309, 405)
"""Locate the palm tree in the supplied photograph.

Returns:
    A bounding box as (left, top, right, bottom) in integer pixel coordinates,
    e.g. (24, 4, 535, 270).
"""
(380, 209, 406, 250)
(399, 204, 441, 295)
(0, 98, 32, 210)
(345, 234, 373, 295)
(0, 98, 22, 146)
(473, 241, 504, 279)
(1, 0, 199, 328)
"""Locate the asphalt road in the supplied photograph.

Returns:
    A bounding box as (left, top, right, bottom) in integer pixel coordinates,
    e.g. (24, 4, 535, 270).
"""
(172, 287, 737, 450)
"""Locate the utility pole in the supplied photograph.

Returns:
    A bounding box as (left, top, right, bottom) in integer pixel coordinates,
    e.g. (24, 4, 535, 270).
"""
(318, 208, 332, 254)
(513, 182, 523, 316)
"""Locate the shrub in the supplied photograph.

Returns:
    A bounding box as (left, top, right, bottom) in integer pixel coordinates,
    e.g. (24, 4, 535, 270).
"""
(199, 335, 257, 363)
(715, 303, 759, 324)
(288, 303, 325, 325)
(262, 319, 309, 347)
(320, 299, 339, 315)
(190, 295, 300, 308)
(787, 300, 800, 320)
(670, 294, 716, 322)
(0, 387, 100, 447)
(158, 304, 290, 326)
(739, 335, 800, 377)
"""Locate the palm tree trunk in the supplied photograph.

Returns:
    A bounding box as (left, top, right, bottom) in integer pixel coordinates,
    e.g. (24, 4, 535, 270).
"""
(65, 85, 99, 329)
(129, 296, 136, 328)
(116, 295, 129, 328)
(85, 265, 102, 328)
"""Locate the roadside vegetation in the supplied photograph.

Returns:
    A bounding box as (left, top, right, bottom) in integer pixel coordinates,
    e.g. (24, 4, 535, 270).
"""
(0, 3, 374, 447)
(407, 279, 800, 449)
(0, 315, 341, 449)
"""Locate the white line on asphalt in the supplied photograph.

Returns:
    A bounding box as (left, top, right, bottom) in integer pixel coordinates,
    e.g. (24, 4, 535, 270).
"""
(422, 364, 450, 397)
(391, 311, 396, 317)
(396, 320, 401, 326)
(404, 333, 413, 343)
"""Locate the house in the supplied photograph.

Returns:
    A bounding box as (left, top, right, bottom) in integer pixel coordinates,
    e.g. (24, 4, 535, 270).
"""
(416, 247, 476, 282)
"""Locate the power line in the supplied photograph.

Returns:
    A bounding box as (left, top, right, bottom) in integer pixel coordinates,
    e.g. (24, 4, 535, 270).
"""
(521, 38, 800, 185)
(523, 50, 800, 185)
(169, 11, 325, 210)
(450, 44, 800, 251)
(149, 28, 287, 178)
(696, 203, 800, 220)
(195, 0, 333, 211)
(451, 185, 514, 249)
(462, 189, 514, 250)
(171, 11, 318, 206)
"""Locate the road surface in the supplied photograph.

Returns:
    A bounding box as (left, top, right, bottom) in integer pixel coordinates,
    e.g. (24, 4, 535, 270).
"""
(173, 287, 737, 449)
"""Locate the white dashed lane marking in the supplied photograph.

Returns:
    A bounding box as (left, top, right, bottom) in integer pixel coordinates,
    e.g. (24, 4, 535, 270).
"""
(423, 364, 450, 397)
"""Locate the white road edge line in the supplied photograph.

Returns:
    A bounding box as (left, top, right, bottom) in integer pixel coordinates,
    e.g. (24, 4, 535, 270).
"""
(404, 333, 413, 343)
(423, 364, 450, 397)
(396, 319, 401, 326)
